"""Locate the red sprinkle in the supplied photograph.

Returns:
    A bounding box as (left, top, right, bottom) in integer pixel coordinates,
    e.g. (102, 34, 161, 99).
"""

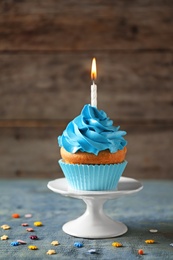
(12, 213, 20, 218)
(30, 235, 38, 240)
(138, 249, 144, 255)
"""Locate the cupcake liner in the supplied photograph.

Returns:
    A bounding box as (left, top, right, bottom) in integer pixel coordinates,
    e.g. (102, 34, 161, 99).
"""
(58, 159, 128, 191)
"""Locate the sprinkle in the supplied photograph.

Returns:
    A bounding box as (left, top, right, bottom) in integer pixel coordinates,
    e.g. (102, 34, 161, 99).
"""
(145, 239, 155, 244)
(46, 250, 56, 255)
(30, 235, 38, 240)
(21, 223, 28, 227)
(26, 228, 34, 232)
(17, 240, 27, 244)
(25, 214, 32, 218)
(1, 224, 10, 230)
(112, 242, 123, 247)
(51, 241, 59, 246)
(149, 229, 158, 233)
(28, 245, 38, 250)
(138, 249, 144, 255)
(34, 221, 42, 227)
(88, 249, 97, 254)
(74, 242, 83, 248)
(11, 241, 19, 246)
(1, 235, 8, 240)
(12, 213, 20, 218)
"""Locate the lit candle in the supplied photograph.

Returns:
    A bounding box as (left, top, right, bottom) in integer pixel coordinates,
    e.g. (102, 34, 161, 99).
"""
(91, 58, 97, 107)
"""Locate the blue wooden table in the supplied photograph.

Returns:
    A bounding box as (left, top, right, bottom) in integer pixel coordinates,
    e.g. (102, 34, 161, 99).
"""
(0, 179, 173, 259)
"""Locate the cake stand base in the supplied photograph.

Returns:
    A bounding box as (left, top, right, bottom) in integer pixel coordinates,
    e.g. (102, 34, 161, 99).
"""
(63, 197, 128, 238)
(47, 177, 143, 239)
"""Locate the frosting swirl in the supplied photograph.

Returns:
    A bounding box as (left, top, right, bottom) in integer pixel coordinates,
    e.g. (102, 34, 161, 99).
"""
(58, 104, 127, 155)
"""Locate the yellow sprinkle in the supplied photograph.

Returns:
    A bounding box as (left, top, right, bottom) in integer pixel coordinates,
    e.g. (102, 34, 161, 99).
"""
(112, 242, 123, 247)
(51, 240, 59, 246)
(46, 249, 56, 255)
(1, 235, 9, 240)
(145, 239, 155, 244)
(1, 224, 11, 230)
(28, 245, 38, 250)
(34, 221, 42, 227)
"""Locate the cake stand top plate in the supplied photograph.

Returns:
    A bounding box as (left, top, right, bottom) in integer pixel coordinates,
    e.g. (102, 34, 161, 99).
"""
(47, 177, 143, 199)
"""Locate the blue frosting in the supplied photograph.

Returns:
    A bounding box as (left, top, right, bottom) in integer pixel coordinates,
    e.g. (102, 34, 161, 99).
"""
(58, 104, 127, 155)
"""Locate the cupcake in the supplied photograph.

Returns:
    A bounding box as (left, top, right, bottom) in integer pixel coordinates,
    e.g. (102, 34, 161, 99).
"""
(58, 104, 127, 191)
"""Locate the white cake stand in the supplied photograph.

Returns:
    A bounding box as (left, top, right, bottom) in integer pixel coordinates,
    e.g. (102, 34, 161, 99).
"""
(47, 177, 143, 239)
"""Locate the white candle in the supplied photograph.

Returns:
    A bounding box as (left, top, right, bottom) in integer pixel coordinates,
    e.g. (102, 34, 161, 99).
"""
(91, 82, 97, 107)
(91, 58, 97, 107)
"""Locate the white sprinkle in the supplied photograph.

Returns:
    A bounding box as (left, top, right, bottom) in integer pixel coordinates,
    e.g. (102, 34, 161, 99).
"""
(25, 214, 32, 218)
(17, 240, 27, 244)
(88, 249, 97, 254)
(149, 229, 158, 233)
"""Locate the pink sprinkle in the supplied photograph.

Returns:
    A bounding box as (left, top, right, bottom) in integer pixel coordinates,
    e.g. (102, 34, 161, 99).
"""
(25, 214, 32, 218)
(17, 240, 27, 244)
(26, 228, 34, 232)
(21, 223, 28, 227)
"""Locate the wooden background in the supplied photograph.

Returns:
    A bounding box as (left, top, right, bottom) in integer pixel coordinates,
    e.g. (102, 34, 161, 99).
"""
(0, 1, 173, 179)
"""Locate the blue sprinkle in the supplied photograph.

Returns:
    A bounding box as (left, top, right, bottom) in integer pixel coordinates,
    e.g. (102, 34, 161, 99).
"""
(11, 241, 19, 246)
(88, 249, 97, 254)
(74, 242, 83, 248)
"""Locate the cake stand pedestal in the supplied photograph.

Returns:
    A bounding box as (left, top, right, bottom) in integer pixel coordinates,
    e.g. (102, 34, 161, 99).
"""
(47, 177, 143, 239)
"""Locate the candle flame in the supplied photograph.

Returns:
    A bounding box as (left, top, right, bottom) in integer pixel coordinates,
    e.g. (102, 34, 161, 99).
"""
(91, 58, 97, 81)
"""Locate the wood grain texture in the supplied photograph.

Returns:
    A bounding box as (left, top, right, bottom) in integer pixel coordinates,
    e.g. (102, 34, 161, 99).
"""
(0, 52, 173, 120)
(1, 0, 173, 14)
(0, 1, 173, 51)
(0, 123, 172, 179)
(0, 1, 172, 179)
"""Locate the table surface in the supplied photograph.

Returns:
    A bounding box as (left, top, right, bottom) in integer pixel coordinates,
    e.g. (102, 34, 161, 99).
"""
(0, 179, 173, 260)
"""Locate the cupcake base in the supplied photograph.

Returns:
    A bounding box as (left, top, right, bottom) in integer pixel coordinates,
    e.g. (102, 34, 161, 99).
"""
(58, 159, 128, 191)
(60, 146, 127, 164)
